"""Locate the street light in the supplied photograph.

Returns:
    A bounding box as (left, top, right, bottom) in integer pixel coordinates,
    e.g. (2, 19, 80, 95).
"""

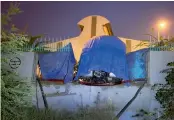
(159, 23, 165, 28)
(157, 21, 166, 41)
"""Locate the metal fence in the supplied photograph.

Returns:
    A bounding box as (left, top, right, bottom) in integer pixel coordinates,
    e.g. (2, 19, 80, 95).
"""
(18, 36, 174, 52)
(19, 36, 72, 52)
(149, 45, 174, 51)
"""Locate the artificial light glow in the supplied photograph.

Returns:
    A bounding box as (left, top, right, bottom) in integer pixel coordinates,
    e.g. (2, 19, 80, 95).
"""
(158, 21, 167, 29)
(160, 23, 165, 27)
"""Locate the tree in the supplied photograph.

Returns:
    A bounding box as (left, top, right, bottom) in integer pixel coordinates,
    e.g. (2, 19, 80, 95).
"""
(1, 2, 34, 120)
(155, 62, 174, 120)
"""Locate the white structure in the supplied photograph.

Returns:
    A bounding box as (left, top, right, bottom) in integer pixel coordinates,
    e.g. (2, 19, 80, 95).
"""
(9, 52, 38, 81)
(148, 51, 174, 85)
(33, 83, 155, 120)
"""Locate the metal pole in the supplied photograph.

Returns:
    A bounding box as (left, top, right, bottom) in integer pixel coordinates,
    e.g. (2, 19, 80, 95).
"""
(37, 78, 48, 109)
(168, 35, 170, 41)
(113, 81, 147, 120)
(158, 30, 160, 41)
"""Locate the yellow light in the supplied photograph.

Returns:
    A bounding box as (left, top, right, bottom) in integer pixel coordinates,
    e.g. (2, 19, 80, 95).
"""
(158, 21, 166, 29)
(160, 23, 165, 28)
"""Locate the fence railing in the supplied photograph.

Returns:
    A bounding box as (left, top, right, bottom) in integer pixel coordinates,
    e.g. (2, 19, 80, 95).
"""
(18, 36, 174, 52)
(149, 45, 174, 51)
(18, 36, 72, 52)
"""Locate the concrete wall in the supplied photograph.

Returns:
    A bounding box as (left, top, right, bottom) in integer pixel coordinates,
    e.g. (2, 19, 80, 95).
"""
(33, 83, 159, 120)
(148, 51, 174, 85)
(9, 52, 38, 81)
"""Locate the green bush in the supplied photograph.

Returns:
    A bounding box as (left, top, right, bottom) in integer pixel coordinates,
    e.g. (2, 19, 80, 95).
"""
(155, 62, 174, 120)
(1, 2, 34, 120)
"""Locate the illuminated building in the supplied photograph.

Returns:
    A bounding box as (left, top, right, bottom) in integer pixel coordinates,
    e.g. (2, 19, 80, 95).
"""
(45, 15, 149, 61)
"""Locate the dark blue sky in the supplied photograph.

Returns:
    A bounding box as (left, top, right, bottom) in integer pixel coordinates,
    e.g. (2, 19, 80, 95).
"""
(2, 1, 174, 40)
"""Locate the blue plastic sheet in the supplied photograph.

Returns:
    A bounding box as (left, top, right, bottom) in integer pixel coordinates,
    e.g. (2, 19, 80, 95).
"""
(126, 48, 149, 80)
(75, 36, 129, 80)
(38, 43, 76, 83)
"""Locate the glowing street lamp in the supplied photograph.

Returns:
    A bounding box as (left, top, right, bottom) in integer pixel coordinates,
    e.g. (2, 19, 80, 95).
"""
(159, 23, 165, 28)
(157, 21, 166, 41)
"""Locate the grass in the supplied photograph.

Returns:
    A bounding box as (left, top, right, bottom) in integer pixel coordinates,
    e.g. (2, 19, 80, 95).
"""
(13, 104, 117, 120)
(2, 88, 117, 120)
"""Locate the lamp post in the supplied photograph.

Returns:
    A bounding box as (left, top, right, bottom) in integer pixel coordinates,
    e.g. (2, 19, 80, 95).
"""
(158, 22, 166, 41)
(158, 30, 160, 41)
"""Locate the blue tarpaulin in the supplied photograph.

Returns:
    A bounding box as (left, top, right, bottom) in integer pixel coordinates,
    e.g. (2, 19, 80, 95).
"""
(75, 36, 129, 80)
(126, 48, 149, 80)
(38, 43, 76, 83)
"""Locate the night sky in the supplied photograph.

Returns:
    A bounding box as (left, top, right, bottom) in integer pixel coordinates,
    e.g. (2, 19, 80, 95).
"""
(1, 1, 174, 40)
